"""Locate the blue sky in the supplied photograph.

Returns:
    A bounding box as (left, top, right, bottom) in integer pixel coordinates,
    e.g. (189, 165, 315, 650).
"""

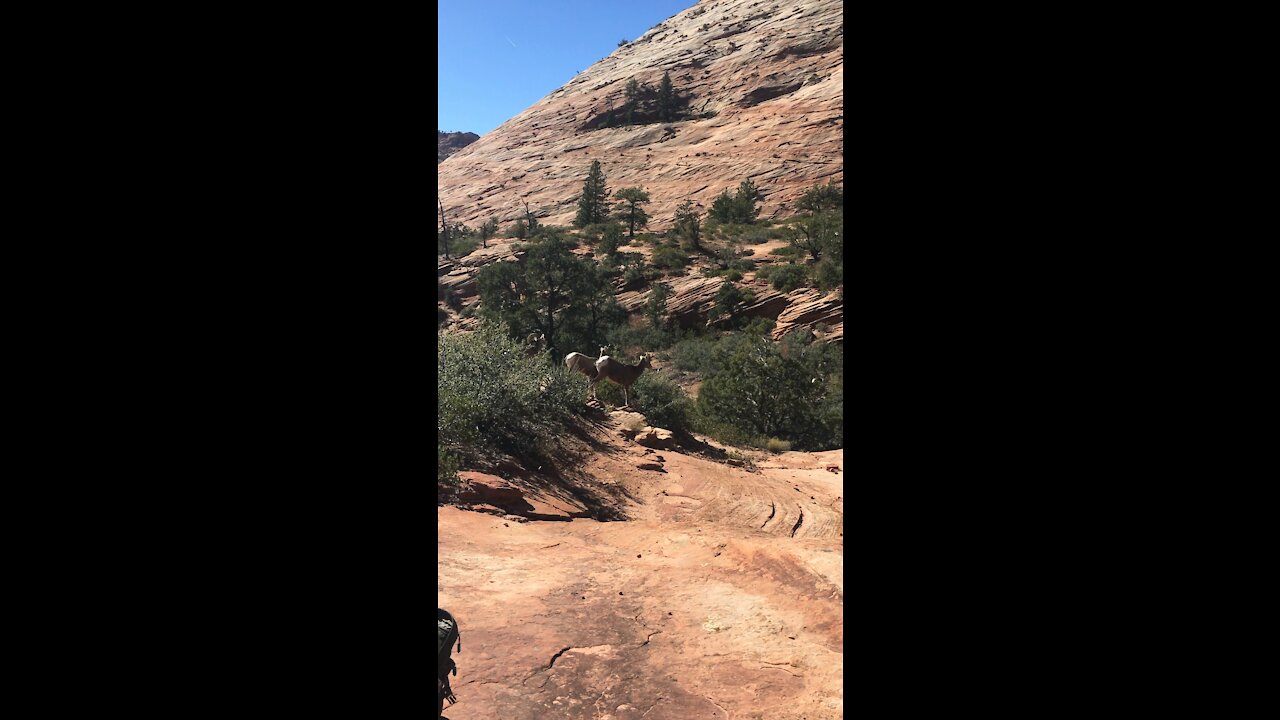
(438, 0, 698, 136)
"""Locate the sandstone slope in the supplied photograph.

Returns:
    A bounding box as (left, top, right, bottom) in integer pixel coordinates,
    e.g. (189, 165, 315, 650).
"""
(439, 409, 843, 720)
(437, 0, 842, 230)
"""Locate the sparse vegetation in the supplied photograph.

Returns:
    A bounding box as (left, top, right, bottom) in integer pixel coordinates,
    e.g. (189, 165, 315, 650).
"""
(709, 180, 762, 225)
(476, 232, 624, 361)
(438, 323, 586, 467)
(650, 245, 687, 270)
(583, 70, 691, 130)
(673, 199, 702, 251)
(757, 263, 809, 292)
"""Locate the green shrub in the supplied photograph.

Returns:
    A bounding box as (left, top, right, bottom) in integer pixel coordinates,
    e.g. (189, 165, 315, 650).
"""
(629, 372, 694, 434)
(815, 257, 843, 291)
(671, 333, 749, 375)
(695, 332, 841, 451)
(439, 234, 479, 258)
(438, 324, 585, 464)
(650, 245, 687, 269)
(769, 245, 804, 257)
(765, 438, 792, 453)
(723, 269, 743, 282)
(438, 445, 460, 485)
(757, 263, 810, 292)
(708, 282, 755, 327)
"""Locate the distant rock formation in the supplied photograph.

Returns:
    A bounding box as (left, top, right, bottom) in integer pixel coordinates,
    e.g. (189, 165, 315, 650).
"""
(438, 130, 480, 163)
(437, 0, 842, 229)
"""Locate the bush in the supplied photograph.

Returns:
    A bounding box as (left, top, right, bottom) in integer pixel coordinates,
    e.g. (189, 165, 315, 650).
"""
(769, 245, 804, 257)
(815, 257, 843, 291)
(708, 281, 755, 327)
(723, 269, 743, 282)
(757, 263, 810, 292)
(439, 233, 478, 258)
(438, 324, 585, 464)
(765, 438, 792, 453)
(695, 332, 841, 451)
(671, 332, 748, 375)
(439, 445, 460, 485)
(630, 373, 694, 434)
(650, 245, 687, 270)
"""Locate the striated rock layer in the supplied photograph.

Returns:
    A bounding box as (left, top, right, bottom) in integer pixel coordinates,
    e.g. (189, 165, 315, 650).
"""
(437, 0, 842, 231)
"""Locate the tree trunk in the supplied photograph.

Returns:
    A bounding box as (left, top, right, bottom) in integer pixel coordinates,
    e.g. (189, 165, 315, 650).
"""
(439, 200, 450, 259)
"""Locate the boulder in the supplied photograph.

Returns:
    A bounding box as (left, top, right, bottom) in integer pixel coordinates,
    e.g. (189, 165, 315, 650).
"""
(456, 472, 527, 508)
(610, 410, 649, 439)
(635, 426, 677, 449)
(636, 461, 666, 472)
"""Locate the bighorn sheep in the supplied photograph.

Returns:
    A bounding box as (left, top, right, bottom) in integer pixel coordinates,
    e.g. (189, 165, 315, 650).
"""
(524, 332, 546, 357)
(564, 347, 610, 399)
(591, 354, 652, 408)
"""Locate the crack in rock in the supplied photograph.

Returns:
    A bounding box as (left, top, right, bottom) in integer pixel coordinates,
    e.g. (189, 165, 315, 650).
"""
(638, 630, 663, 647)
(761, 500, 776, 529)
(789, 507, 805, 537)
(521, 646, 573, 686)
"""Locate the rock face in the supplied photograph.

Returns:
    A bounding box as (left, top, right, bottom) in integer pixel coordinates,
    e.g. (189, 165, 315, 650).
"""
(437, 0, 842, 230)
(438, 243, 525, 301)
(455, 471, 592, 521)
(438, 130, 479, 163)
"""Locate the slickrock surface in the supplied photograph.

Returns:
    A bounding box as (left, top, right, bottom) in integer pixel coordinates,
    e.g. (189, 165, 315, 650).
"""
(437, 0, 842, 230)
(439, 410, 843, 720)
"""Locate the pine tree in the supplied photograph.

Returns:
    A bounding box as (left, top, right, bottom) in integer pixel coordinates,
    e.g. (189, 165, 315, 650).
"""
(658, 71, 675, 121)
(624, 79, 639, 125)
(479, 217, 498, 248)
(673, 199, 701, 250)
(599, 222, 623, 263)
(734, 179, 761, 223)
(645, 282, 671, 331)
(574, 161, 610, 227)
(613, 187, 651, 237)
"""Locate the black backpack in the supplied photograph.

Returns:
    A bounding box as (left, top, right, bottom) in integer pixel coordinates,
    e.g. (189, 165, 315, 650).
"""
(437, 609, 460, 717)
